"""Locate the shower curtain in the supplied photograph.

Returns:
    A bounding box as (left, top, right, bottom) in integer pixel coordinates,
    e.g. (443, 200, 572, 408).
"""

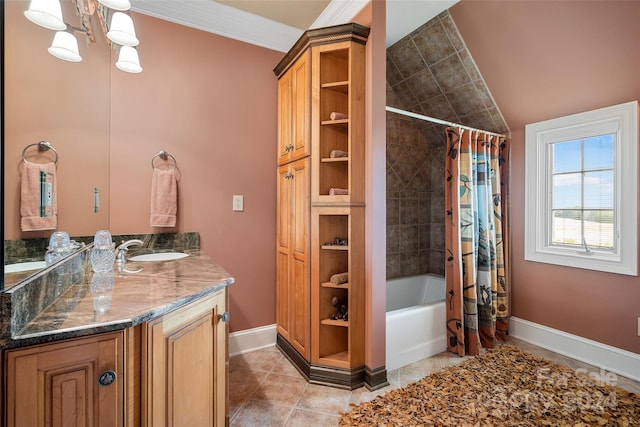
(444, 127, 510, 356)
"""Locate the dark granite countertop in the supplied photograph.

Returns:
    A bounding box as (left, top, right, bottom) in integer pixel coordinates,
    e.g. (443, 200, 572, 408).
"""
(1, 249, 234, 349)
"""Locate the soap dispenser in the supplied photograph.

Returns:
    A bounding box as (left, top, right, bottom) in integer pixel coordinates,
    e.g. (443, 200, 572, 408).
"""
(90, 230, 115, 272)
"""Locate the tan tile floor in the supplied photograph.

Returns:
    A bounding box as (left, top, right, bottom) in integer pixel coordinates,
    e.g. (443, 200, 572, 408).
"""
(229, 337, 640, 426)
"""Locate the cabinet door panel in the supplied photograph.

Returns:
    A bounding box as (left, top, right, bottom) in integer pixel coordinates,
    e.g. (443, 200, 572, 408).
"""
(144, 290, 227, 427)
(166, 312, 214, 426)
(50, 369, 89, 427)
(5, 332, 123, 427)
(277, 70, 292, 165)
(276, 250, 290, 337)
(290, 158, 310, 357)
(292, 52, 310, 160)
(276, 164, 292, 338)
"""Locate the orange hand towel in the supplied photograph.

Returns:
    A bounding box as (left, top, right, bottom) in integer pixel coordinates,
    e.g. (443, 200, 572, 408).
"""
(150, 168, 177, 227)
(21, 161, 57, 232)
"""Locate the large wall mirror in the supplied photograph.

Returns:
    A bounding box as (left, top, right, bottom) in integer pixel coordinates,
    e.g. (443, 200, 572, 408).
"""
(4, 0, 111, 287)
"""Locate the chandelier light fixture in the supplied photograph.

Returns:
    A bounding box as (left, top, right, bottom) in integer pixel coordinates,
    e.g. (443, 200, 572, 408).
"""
(24, 0, 143, 73)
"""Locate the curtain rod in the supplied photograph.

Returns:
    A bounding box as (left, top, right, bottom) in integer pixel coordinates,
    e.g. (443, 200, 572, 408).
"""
(385, 106, 507, 139)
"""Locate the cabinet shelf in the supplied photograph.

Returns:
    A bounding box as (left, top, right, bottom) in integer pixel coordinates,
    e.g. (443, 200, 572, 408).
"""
(321, 318, 349, 327)
(321, 119, 349, 126)
(321, 81, 349, 93)
(319, 351, 349, 364)
(321, 244, 349, 251)
(321, 157, 349, 163)
(321, 281, 350, 289)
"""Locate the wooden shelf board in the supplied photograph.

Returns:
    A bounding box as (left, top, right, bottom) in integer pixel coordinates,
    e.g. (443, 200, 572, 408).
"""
(319, 351, 349, 364)
(321, 81, 349, 92)
(321, 318, 349, 327)
(321, 119, 349, 126)
(320, 157, 349, 163)
(321, 282, 350, 289)
(321, 245, 349, 251)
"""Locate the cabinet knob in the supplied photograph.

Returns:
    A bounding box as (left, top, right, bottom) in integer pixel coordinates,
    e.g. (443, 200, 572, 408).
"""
(218, 311, 229, 323)
(97, 370, 117, 387)
(285, 173, 294, 180)
(285, 144, 294, 152)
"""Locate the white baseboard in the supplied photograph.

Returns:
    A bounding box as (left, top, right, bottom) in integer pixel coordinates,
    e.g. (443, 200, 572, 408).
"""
(228, 324, 277, 357)
(510, 317, 640, 382)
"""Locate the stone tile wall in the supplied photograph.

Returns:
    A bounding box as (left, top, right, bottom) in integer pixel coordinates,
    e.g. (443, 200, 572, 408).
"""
(386, 11, 509, 279)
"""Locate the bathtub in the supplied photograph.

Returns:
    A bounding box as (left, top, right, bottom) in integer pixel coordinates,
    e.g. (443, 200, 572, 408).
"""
(386, 274, 447, 371)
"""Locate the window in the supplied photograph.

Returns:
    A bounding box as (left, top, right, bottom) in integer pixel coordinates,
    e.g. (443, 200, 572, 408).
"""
(525, 101, 638, 276)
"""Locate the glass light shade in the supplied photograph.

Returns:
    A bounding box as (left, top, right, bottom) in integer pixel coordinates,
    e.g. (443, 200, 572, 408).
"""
(116, 46, 142, 73)
(24, 0, 66, 31)
(107, 12, 139, 46)
(97, 0, 131, 11)
(48, 31, 82, 62)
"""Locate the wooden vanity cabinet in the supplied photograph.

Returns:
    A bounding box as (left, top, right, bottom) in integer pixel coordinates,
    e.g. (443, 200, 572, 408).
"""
(4, 331, 124, 427)
(3, 288, 229, 427)
(142, 288, 228, 427)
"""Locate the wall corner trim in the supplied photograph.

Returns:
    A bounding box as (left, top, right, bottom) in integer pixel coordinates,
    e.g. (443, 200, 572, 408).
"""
(510, 317, 640, 382)
(229, 324, 277, 357)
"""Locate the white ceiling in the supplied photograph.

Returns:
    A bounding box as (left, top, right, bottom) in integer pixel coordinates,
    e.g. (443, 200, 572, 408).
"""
(131, 0, 459, 53)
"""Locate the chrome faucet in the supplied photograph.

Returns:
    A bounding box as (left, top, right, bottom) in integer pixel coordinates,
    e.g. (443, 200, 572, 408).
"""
(115, 239, 144, 264)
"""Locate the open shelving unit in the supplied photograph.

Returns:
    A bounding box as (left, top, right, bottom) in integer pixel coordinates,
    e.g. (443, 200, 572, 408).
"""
(312, 42, 366, 206)
(311, 207, 364, 370)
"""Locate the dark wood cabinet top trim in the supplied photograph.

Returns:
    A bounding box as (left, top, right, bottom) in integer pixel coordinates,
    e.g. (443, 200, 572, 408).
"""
(273, 23, 370, 78)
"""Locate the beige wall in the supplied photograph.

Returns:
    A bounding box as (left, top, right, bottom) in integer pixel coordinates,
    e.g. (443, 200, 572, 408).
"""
(451, 0, 640, 354)
(109, 13, 282, 333)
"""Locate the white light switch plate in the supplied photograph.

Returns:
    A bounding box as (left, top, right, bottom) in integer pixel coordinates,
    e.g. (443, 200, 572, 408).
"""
(232, 195, 244, 212)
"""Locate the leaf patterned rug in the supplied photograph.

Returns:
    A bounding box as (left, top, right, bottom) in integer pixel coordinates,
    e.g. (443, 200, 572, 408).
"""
(340, 345, 639, 426)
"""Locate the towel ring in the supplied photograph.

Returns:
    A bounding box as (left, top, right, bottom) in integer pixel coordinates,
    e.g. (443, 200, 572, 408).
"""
(22, 141, 59, 164)
(151, 150, 177, 170)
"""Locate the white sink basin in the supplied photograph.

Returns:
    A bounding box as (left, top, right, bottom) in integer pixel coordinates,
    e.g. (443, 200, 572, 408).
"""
(4, 261, 47, 274)
(129, 252, 189, 262)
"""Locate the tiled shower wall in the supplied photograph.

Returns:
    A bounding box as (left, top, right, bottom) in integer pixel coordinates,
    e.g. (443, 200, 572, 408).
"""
(386, 11, 509, 280)
(386, 109, 447, 279)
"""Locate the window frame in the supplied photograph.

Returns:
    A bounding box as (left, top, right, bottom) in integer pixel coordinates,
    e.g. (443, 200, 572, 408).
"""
(524, 101, 638, 276)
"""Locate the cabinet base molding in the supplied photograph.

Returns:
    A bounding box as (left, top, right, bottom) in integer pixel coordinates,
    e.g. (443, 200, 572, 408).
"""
(364, 365, 389, 391)
(309, 363, 365, 391)
(277, 333, 385, 390)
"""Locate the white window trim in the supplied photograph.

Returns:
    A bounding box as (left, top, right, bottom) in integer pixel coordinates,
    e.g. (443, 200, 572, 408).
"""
(525, 101, 638, 276)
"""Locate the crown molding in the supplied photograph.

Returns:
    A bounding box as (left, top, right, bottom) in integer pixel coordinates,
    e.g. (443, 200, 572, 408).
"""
(310, 0, 369, 29)
(131, 0, 304, 52)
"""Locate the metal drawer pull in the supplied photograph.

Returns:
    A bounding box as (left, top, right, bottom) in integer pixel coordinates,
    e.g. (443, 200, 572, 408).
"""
(218, 312, 229, 323)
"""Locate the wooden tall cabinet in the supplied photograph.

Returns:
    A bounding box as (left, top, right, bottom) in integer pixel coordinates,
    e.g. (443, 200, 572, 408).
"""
(275, 23, 370, 390)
